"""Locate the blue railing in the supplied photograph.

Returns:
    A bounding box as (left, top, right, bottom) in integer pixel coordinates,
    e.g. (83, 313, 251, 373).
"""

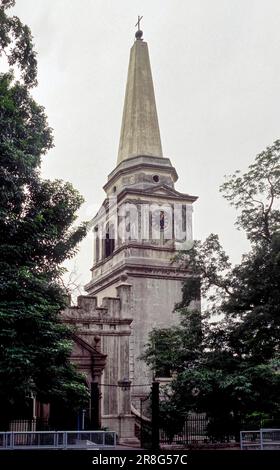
(0, 430, 116, 450)
(240, 428, 280, 450)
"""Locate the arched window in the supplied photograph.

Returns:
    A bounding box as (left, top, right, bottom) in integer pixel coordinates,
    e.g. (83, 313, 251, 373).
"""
(94, 226, 100, 263)
(104, 223, 115, 259)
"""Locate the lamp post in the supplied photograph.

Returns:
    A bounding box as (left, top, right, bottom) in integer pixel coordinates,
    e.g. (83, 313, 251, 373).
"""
(118, 377, 132, 417)
(152, 381, 160, 449)
(140, 397, 145, 449)
(81, 409, 86, 431)
(117, 377, 131, 391)
(91, 382, 101, 430)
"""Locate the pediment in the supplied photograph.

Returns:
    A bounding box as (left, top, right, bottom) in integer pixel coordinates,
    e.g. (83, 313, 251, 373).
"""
(70, 334, 107, 379)
(149, 188, 170, 195)
(72, 341, 90, 358)
(72, 334, 106, 360)
(142, 184, 193, 199)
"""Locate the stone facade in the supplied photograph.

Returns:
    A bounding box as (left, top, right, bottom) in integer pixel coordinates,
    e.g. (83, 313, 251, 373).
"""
(61, 285, 136, 443)
(62, 32, 198, 441)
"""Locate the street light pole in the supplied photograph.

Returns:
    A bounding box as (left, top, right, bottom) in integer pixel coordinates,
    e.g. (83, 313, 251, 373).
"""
(140, 397, 144, 449)
(152, 381, 160, 449)
(81, 409, 86, 431)
(91, 382, 100, 430)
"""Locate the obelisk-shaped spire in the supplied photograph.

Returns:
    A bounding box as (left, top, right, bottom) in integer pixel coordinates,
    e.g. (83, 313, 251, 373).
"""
(117, 28, 163, 165)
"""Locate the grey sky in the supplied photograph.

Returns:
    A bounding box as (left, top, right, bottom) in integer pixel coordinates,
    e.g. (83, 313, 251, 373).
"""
(10, 0, 280, 291)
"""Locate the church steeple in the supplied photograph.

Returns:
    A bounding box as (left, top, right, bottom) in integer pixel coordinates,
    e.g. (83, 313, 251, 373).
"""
(67, 23, 199, 445)
(117, 28, 163, 165)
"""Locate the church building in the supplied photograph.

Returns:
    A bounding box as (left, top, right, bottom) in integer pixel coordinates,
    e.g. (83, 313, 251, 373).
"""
(61, 24, 198, 443)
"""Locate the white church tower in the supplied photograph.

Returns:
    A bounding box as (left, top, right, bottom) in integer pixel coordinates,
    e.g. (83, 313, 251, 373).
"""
(84, 25, 198, 412)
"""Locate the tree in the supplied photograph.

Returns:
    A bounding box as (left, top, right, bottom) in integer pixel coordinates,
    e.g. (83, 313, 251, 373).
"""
(0, 3, 89, 426)
(0, 1, 37, 87)
(143, 140, 280, 438)
(221, 139, 280, 244)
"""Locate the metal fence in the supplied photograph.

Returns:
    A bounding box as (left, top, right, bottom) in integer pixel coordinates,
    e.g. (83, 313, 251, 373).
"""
(159, 414, 240, 446)
(160, 414, 210, 446)
(8, 419, 49, 432)
(240, 429, 280, 450)
(0, 431, 116, 450)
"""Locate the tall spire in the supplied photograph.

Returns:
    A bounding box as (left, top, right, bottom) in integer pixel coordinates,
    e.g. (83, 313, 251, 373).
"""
(117, 27, 163, 165)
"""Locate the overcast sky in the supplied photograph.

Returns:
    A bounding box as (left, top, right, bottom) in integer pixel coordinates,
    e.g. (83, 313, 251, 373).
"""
(10, 0, 280, 292)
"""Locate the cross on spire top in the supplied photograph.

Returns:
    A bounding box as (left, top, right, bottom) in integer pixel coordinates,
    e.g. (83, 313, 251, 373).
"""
(135, 15, 143, 31)
(135, 15, 143, 40)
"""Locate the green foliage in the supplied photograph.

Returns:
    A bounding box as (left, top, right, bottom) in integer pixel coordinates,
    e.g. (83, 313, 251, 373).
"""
(221, 139, 280, 243)
(0, 71, 89, 417)
(143, 140, 280, 435)
(143, 309, 202, 377)
(0, 0, 37, 87)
